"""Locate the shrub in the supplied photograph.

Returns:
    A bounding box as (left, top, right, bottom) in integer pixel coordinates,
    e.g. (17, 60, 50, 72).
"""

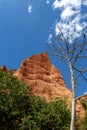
(0, 69, 70, 130)
(0, 69, 33, 129)
(19, 99, 70, 130)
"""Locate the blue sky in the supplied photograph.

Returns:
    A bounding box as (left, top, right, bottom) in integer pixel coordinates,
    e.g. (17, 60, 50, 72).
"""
(0, 0, 55, 68)
(0, 0, 87, 96)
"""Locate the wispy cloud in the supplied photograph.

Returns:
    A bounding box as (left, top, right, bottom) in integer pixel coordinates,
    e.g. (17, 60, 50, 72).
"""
(46, 0, 50, 4)
(48, 34, 53, 43)
(53, 0, 81, 9)
(28, 5, 33, 13)
(83, 0, 87, 6)
(52, 0, 87, 42)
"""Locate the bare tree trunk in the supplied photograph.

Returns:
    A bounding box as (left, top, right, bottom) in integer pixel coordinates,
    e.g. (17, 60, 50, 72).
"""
(69, 62, 76, 130)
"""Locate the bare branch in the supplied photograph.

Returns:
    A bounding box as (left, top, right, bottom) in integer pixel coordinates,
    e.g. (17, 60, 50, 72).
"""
(73, 42, 86, 65)
(57, 26, 70, 55)
(72, 66, 87, 82)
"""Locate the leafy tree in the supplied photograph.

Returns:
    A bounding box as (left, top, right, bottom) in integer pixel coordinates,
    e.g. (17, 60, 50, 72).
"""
(0, 69, 33, 129)
(75, 99, 87, 130)
(80, 99, 87, 130)
(80, 99, 87, 110)
(0, 69, 71, 130)
(82, 111, 87, 130)
(19, 99, 70, 130)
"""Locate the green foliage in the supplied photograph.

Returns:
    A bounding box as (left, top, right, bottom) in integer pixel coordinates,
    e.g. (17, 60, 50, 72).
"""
(80, 99, 87, 130)
(76, 99, 87, 130)
(0, 69, 70, 130)
(81, 111, 87, 130)
(0, 69, 32, 129)
(80, 99, 87, 110)
(39, 100, 70, 130)
(19, 99, 70, 130)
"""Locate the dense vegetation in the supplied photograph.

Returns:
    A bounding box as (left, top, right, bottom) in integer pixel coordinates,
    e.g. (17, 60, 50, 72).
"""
(0, 69, 71, 130)
(75, 99, 87, 130)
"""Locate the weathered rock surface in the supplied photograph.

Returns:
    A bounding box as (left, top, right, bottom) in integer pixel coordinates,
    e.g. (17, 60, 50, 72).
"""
(14, 53, 84, 117)
(80, 94, 87, 100)
(14, 53, 71, 101)
(0, 66, 7, 72)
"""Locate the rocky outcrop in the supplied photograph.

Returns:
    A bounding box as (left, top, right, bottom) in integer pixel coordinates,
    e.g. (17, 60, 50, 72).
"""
(14, 53, 84, 117)
(80, 94, 87, 100)
(0, 66, 7, 72)
(14, 53, 71, 101)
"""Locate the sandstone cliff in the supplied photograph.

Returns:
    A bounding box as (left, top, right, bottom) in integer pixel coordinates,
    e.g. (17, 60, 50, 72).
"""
(14, 53, 71, 101)
(14, 53, 85, 117)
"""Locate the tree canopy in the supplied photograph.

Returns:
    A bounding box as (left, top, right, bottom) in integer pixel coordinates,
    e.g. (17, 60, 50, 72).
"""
(0, 69, 70, 130)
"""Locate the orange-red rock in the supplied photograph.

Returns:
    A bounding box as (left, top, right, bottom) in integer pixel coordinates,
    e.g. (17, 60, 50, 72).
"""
(14, 53, 84, 117)
(14, 53, 71, 101)
(0, 66, 7, 72)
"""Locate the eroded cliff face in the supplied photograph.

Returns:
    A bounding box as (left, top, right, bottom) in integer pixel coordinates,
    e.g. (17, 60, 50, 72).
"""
(14, 53, 71, 101)
(13, 53, 84, 117)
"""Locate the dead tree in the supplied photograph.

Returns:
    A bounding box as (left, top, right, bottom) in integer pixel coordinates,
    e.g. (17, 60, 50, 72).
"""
(47, 28, 87, 130)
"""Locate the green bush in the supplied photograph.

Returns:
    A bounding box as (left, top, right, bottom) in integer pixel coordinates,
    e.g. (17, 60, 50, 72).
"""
(80, 99, 87, 130)
(76, 99, 87, 130)
(0, 69, 70, 130)
(19, 99, 70, 130)
(0, 69, 33, 129)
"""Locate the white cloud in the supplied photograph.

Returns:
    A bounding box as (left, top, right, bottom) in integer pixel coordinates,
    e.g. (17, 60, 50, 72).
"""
(52, 0, 87, 42)
(76, 24, 83, 31)
(46, 0, 50, 4)
(53, 0, 59, 8)
(53, 0, 81, 9)
(28, 6, 33, 13)
(61, 6, 79, 19)
(48, 34, 53, 43)
(83, 0, 87, 6)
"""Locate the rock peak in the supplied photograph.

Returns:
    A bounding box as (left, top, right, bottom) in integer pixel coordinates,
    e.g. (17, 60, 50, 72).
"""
(14, 53, 71, 100)
(29, 53, 50, 64)
(14, 53, 84, 117)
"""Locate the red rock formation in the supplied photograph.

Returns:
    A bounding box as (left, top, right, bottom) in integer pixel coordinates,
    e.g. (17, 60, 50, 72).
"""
(80, 94, 87, 100)
(75, 94, 87, 118)
(0, 66, 7, 72)
(14, 53, 84, 117)
(14, 53, 71, 101)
